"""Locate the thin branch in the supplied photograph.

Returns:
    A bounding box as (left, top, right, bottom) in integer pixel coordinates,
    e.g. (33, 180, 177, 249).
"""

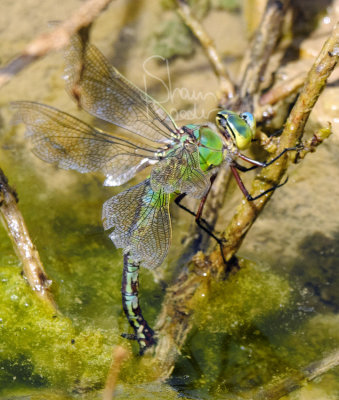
(296, 123, 332, 160)
(250, 349, 339, 400)
(228, 0, 290, 111)
(0, 168, 57, 311)
(259, 72, 306, 106)
(0, 0, 113, 89)
(175, 0, 235, 100)
(103, 346, 129, 400)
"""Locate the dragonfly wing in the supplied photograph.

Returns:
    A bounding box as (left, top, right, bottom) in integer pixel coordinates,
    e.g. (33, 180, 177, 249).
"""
(12, 101, 158, 186)
(102, 179, 171, 269)
(64, 34, 177, 144)
(150, 142, 210, 198)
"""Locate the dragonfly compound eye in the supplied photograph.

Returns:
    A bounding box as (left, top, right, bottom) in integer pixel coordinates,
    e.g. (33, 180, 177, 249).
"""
(239, 112, 256, 133)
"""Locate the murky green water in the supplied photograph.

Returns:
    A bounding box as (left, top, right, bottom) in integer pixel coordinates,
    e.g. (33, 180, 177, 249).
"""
(1, 1, 339, 399)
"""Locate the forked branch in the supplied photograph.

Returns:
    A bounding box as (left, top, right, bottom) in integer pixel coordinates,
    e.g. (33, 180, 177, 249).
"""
(152, 21, 338, 376)
(218, 21, 339, 268)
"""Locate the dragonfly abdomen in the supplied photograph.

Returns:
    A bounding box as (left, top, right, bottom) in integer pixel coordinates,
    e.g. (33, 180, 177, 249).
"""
(121, 254, 156, 354)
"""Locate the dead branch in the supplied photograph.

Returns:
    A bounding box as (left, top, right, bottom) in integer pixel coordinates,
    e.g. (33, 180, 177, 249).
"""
(0, 0, 113, 89)
(176, 0, 235, 100)
(250, 348, 339, 400)
(0, 168, 57, 311)
(259, 72, 306, 106)
(228, 0, 290, 112)
(103, 346, 129, 400)
(217, 21, 338, 267)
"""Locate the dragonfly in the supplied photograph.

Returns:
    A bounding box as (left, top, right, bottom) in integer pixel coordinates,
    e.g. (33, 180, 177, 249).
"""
(12, 34, 292, 354)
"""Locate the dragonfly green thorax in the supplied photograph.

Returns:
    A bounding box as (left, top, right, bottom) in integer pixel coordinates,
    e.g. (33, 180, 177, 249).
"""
(183, 124, 224, 172)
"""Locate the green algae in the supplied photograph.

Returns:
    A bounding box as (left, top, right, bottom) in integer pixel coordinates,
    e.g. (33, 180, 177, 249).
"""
(0, 149, 165, 394)
(191, 258, 291, 334)
(0, 265, 117, 391)
(168, 259, 294, 394)
(281, 313, 339, 367)
(152, 15, 194, 59)
(211, 0, 240, 11)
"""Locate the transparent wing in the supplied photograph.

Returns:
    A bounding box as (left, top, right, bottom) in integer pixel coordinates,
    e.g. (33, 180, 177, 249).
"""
(150, 141, 210, 198)
(12, 101, 160, 186)
(64, 34, 178, 144)
(102, 179, 171, 269)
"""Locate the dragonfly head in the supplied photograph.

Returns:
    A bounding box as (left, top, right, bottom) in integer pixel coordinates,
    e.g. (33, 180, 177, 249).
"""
(216, 110, 256, 150)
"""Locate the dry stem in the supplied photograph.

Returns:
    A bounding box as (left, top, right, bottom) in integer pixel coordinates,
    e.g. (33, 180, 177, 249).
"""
(103, 346, 129, 400)
(250, 349, 339, 400)
(0, 0, 113, 89)
(228, 0, 290, 112)
(259, 72, 306, 106)
(217, 21, 339, 266)
(176, 0, 235, 100)
(0, 169, 57, 310)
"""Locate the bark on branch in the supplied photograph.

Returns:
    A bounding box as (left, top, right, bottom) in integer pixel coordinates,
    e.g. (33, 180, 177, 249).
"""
(218, 21, 339, 267)
(0, 0, 113, 89)
(0, 168, 57, 310)
(250, 349, 339, 400)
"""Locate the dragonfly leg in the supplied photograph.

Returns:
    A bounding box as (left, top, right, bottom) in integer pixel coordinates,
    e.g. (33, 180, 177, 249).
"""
(233, 161, 258, 172)
(174, 193, 212, 229)
(121, 253, 156, 355)
(237, 146, 301, 168)
(175, 176, 227, 264)
(230, 165, 288, 201)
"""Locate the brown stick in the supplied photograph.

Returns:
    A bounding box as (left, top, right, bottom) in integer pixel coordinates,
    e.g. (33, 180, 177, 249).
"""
(176, 0, 235, 100)
(0, 169, 57, 310)
(259, 72, 306, 106)
(0, 0, 113, 89)
(218, 21, 339, 266)
(103, 346, 129, 400)
(250, 349, 339, 400)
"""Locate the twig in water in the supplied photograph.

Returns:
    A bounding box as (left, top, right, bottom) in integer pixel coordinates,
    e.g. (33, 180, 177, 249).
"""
(103, 346, 129, 400)
(0, 0, 113, 89)
(0, 168, 57, 311)
(251, 348, 339, 400)
(175, 0, 235, 101)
